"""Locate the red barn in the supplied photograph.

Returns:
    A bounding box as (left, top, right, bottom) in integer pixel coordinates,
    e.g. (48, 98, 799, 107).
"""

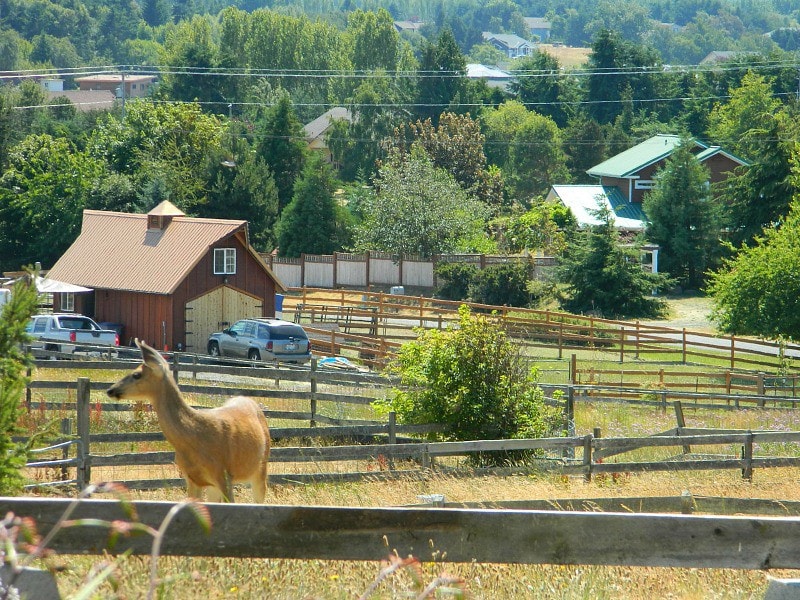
(46, 201, 285, 352)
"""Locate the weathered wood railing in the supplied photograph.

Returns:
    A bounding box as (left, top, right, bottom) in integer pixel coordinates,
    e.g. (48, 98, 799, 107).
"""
(4, 496, 800, 570)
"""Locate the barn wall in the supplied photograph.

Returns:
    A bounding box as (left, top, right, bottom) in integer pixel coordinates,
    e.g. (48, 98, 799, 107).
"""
(94, 289, 172, 349)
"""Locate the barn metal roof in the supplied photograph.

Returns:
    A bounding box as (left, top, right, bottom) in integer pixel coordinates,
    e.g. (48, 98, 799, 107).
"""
(46, 207, 283, 294)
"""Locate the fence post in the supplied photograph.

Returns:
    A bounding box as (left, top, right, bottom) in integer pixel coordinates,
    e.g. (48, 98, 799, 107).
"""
(731, 335, 736, 369)
(388, 411, 397, 471)
(25, 367, 32, 411)
(757, 373, 766, 407)
(660, 390, 668, 414)
(682, 328, 687, 364)
(171, 353, 179, 384)
(635, 321, 640, 359)
(583, 434, 593, 482)
(570, 353, 577, 385)
(563, 386, 575, 459)
(60, 418, 71, 482)
(742, 432, 754, 481)
(673, 401, 691, 455)
(310, 358, 317, 428)
(76, 377, 91, 491)
(558, 322, 563, 359)
(619, 326, 624, 363)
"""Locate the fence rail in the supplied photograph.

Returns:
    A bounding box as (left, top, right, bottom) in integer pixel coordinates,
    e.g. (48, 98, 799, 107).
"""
(283, 288, 800, 373)
(4, 497, 800, 570)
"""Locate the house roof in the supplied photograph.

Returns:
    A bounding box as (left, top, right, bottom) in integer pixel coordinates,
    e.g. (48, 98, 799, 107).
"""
(47, 203, 284, 294)
(303, 107, 351, 143)
(523, 17, 551, 30)
(587, 134, 748, 178)
(75, 74, 157, 85)
(547, 185, 647, 230)
(587, 135, 702, 178)
(46, 90, 116, 112)
(482, 32, 533, 50)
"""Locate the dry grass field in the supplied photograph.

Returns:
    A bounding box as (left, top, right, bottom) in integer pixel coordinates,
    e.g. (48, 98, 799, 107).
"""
(538, 44, 593, 68)
(22, 291, 800, 599)
(47, 468, 800, 599)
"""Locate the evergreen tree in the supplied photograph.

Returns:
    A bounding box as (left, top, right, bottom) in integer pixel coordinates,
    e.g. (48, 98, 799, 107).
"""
(415, 27, 466, 124)
(643, 138, 719, 289)
(558, 201, 668, 318)
(0, 274, 40, 495)
(276, 153, 340, 257)
(255, 95, 307, 213)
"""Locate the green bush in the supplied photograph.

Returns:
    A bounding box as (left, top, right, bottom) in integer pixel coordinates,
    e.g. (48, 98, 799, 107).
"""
(380, 305, 562, 467)
(468, 261, 531, 307)
(434, 261, 478, 301)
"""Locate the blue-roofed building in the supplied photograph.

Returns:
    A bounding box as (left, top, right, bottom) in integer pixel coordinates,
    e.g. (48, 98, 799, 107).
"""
(546, 185, 647, 231)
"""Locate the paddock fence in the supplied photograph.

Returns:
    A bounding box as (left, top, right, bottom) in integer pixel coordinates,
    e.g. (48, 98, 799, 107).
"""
(283, 288, 800, 373)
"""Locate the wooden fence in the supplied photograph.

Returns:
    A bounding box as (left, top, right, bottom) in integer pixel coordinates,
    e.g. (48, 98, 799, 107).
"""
(284, 288, 800, 373)
(4, 496, 800, 570)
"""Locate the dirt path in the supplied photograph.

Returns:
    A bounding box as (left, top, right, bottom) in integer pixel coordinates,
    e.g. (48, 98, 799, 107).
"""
(643, 295, 715, 332)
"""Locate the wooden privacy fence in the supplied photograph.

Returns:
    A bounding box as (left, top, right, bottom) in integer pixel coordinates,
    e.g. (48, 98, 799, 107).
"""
(285, 288, 800, 372)
(4, 496, 800, 570)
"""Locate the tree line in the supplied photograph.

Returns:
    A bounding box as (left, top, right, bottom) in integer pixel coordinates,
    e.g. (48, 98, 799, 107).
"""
(0, 3, 799, 338)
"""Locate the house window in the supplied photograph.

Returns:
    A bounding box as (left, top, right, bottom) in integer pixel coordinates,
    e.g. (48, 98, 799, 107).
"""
(214, 248, 236, 275)
(61, 293, 75, 312)
(635, 180, 656, 190)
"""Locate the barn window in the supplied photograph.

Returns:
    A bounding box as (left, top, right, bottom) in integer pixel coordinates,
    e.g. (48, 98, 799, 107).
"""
(214, 248, 236, 275)
(61, 293, 75, 312)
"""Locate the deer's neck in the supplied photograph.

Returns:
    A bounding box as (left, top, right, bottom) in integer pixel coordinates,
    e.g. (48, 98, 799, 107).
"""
(150, 376, 201, 442)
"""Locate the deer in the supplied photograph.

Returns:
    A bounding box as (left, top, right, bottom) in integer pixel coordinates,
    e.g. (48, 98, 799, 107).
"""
(107, 339, 270, 503)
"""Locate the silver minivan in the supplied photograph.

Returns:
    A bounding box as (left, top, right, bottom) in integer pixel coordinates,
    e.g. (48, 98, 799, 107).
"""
(207, 318, 311, 364)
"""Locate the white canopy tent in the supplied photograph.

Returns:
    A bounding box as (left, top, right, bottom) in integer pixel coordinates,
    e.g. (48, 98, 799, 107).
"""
(3, 275, 92, 293)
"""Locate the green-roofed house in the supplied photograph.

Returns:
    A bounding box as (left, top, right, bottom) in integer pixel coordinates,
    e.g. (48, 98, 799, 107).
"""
(586, 134, 747, 206)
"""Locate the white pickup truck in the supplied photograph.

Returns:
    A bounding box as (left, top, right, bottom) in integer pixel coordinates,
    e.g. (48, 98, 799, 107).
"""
(26, 314, 120, 354)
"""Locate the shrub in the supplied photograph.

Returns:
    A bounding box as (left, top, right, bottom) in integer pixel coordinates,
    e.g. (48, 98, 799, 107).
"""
(468, 261, 531, 307)
(434, 261, 478, 301)
(381, 305, 562, 466)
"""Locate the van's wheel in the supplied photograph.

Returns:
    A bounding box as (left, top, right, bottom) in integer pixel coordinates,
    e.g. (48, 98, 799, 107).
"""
(208, 341, 220, 357)
(248, 349, 261, 361)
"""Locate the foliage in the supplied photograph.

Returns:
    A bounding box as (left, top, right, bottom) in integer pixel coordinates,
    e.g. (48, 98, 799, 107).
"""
(492, 199, 577, 255)
(415, 27, 467, 123)
(89, 100, 224, 212)
(707, 201, 800, 341)
(393, 112, 504, 208)
(202, 130, 279, 252)
(382, 305, 562, 466)
(643, 137, 719, 288)
(276, 153, 343, 257)
(481, 101, 570, 203)
(254, 94, 307, 213)
(468, 262, 532, 308)
(558, 200, 669, 318)
(354, 147, 490, 258)
(433, 261, 478, 301)
(0, 274, 39, 495)
(0, 134, 105, 270)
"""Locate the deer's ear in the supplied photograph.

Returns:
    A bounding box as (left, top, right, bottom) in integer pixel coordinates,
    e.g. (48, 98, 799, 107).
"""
(139, 340, 165, 368)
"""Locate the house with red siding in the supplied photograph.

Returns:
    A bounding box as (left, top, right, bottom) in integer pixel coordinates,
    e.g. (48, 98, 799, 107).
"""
(45, 201, 285, 353)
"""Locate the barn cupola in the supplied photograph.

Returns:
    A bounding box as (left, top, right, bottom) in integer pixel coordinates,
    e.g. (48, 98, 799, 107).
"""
(147, 200, 185, 231)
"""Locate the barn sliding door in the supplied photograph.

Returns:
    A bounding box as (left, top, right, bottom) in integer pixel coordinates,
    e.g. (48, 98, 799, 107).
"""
(184, 286, 263, 353)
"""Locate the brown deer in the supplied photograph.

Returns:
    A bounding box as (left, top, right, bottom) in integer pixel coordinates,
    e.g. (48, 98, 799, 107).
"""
(107, 339, 270, 503)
